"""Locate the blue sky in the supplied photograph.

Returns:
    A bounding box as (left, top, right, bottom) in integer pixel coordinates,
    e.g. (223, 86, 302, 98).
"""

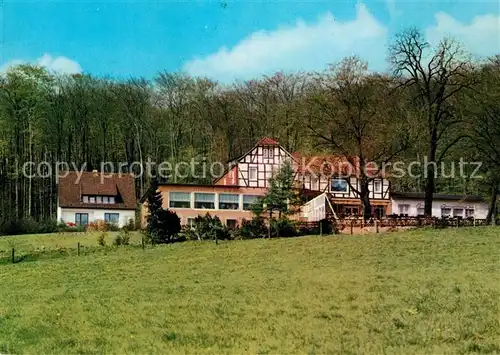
(1, 0, 499, 82)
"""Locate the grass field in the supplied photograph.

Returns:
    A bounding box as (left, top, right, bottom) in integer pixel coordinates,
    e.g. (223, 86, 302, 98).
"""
(0, 227, 499, 354)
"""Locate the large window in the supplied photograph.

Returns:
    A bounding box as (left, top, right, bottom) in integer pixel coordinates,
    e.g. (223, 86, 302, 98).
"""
(75, 213, 89, 226)
(441, 207, 451, 217)
(331, 178, 348, 193)
(104, 213, 119, 224)
(453, 208, 464, 218)
(169, 192, 191, 208)
(417, 207, 425, 216)
(219, 194, 239, 210)
(194, 193, 215, 209)
(398, 204, 410, 215)
(243, 195, 261, 210)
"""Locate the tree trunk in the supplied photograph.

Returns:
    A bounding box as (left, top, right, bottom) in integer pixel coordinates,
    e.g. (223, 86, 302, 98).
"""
(486, 183, 498, 225)
(424, 133, 438, 216)
(360, 179, 371, 220)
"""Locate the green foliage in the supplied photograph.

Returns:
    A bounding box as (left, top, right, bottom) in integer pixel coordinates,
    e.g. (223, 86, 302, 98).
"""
(270, 217, 299, 238)
(97, 232, 107, 247)
(0, 218, 60, 236)
(189, 213, 230, 241)
(260, 161, 302, 219)
(233, 217, 268, 239)
(146, 179, 181, 244)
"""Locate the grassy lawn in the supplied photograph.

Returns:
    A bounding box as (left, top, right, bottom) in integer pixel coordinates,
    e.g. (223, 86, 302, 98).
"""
(0, 228, 499, 354)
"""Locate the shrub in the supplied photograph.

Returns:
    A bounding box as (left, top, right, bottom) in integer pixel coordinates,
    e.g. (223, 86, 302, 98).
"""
(97, 231, 107, 246)
(124, 218, 136, 231)
(234, 217, 268, 239)
(88, 220, 108, 232)
(114, 229, 130, 246)
(105, 222, 120, 232)
(191, 213, 230, 241)
(271, 217, 298, 238)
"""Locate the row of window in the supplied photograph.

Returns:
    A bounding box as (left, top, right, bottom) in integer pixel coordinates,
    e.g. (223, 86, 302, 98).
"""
(75, 213, 119, 226)
(82, 195, 116, 204)
(186, 218, 238, 229)
(169, 192, 261, 210)
(397, 204, 474, 217)
(330, 179, 382, 193)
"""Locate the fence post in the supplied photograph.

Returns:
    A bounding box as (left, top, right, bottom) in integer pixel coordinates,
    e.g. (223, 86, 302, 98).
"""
(77, 242, 80, 256)
(319, 221, 322, 236)
(11, 248, 15, 264)
(141, 236, 145, 250)
(350, 220, 353, 235)
(473, 218, 476, 227)
(375, 219, 379, 233)
(456, 218, 459, 228)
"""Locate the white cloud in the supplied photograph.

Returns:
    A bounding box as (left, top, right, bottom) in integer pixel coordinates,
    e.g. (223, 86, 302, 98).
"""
(183, 4, 388, 82)
(425, 12, 500, 57)
(0, 53, 82, 75)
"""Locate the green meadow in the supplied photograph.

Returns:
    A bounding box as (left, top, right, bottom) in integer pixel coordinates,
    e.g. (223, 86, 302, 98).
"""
(0, 227, 499, 354)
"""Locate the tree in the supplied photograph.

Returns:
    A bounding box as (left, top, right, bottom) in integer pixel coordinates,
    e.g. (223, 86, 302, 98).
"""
(308, 57, 411, 219)
(145, 178, 181, 244)
(259, 161, 302, 237)
(389, 28, 476, 216)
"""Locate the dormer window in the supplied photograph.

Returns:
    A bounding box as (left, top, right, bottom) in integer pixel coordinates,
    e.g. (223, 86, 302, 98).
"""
(82, 195, 116, 204)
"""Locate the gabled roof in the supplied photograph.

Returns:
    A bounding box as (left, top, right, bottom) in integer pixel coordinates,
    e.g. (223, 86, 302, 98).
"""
(58, 171, 137, 210)
(256, 137, 279, 146)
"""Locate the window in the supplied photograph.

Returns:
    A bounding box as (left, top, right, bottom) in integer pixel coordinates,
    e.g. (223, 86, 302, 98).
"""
(104, 213, 119, 224)
(187, 218, 195, 229)
(194, 193, 215, 209)
(331, 178, 348, 193)
(398, 204, 410, 215)
(374, 206, 385, 218)
(374, 180, 382, 192)
(263, 148, 273, 158)
(466, 208, 474, 218)
(103, 196, 109, 204)
(219, 194, 239, 210)
(441, 207, 451, 217)
(89, 196, 96, 203)
(344, 206, 359, 216)
(311, 177, 319, 190)
(453, 208, 464, 218)
(82, 196, 89, 203)
(109, 196, 115, 204)
(249, 167, 257, 180)
(96, 196, 102, 204)
(226, 219, 237, 229)
(169, 192, 191, 208)
(75, 213, 89, 226)
(243, 195, 261, 210)
(417, 207, 425, 216)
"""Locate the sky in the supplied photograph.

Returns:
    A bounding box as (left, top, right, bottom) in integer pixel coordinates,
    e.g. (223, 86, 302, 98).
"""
(1, 0, 499, 83)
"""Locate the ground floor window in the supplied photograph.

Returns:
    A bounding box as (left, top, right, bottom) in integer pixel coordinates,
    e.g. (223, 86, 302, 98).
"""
(453, 208, 464, 218)
(219, 194, 239, 210)
(344, 205, 359, 216)
(398, 204, 410, 216)
(169, 192, 191, 208)
(374, 206, 385, 219)
(194, 193, 215, 209)
(187, 218, 195, 229)
(243, 195, 261, 210)
(441, 207, 452, 217)
(465, 208, 475, 218)
(226, 219, 237, 229)
(104, 213, 119, 224)
(417, 207, 425, 216)
(75, 213, 89, 226)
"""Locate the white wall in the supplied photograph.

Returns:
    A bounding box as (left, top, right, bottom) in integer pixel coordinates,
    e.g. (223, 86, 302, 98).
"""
(391, 198, 488, 219)
(59, 208, 136, 227)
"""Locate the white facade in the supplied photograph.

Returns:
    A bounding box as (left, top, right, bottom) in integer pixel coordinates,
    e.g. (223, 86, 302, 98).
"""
(57, 207, 136, 228)
(391, 198, 488, 219)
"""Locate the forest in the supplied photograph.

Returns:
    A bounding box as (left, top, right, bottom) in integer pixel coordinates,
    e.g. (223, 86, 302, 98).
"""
(0, 29, 499, 225)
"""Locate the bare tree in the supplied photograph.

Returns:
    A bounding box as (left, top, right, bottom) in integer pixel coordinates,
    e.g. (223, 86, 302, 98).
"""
(389, 28, 476, 216)
(308, 56, 411, 219)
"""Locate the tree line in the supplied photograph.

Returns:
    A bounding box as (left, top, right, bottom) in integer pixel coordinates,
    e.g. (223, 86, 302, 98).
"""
(0, 28, 499, 226)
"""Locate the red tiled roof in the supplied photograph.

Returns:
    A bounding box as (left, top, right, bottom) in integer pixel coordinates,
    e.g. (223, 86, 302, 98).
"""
(58, 171, 137, 210)
(256, 137, 279, 146)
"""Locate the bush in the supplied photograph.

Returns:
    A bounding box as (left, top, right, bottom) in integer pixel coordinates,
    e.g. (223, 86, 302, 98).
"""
(0, 218, 59, 236)
(114, 229, 130, 246)
(124, 218, 136, 231)
(271, 217, 298, 238)
(105, 223, 120, 232)
(233, 217, 268, 239)
(191, 213, 230, 241)
(97, 231, 107, 246)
